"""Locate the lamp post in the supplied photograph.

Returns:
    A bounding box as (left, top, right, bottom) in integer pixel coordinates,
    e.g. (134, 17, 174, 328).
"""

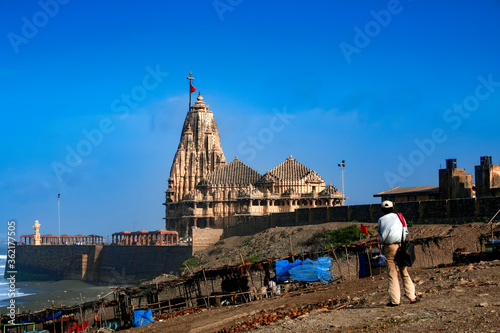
(58, 194, 61, 244)
(338, 160, 345, 205)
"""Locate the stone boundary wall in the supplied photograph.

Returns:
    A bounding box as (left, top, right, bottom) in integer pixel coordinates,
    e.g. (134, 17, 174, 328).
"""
(192, 228, 224, 255)
(13, 245, 97, 281)
(223, 196, 500, 238)
(12, 244, 192, 283)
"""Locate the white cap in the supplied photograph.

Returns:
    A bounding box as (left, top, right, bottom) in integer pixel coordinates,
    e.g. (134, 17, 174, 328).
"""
(381, 200, 394, 209)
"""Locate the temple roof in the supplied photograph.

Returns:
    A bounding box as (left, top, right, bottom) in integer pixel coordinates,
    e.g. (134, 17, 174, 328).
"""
(319, 184, 340, 196)
(203, 157, 263, 186)
(256, 173, 276, 184)
(264, 155, 323, 182)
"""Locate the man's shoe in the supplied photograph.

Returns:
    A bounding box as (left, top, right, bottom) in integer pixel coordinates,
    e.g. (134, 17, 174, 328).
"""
(410, 298, 419, 304)
(386, 302, 399, 307)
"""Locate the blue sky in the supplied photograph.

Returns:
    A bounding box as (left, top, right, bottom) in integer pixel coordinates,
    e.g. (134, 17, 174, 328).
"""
(1, 0, 500, 240)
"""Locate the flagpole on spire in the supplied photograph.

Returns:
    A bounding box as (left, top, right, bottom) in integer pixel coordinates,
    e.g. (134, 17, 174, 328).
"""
(188, 71, 196, 111)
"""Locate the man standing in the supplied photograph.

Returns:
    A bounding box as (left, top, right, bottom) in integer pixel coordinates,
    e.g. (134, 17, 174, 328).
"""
(378, 200, 417, 306)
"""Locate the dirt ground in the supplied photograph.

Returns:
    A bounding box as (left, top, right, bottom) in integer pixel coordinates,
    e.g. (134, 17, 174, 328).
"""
(123, 261, 500, 333)
(120, 222, 499, 333)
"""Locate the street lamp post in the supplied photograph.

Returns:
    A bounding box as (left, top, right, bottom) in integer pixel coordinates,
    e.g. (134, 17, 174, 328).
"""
(338, 160, 345, 205)
(58, 194, 61, 244)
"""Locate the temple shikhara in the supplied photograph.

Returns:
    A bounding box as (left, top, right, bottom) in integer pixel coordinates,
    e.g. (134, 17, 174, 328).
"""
(165, 75, 344, 237)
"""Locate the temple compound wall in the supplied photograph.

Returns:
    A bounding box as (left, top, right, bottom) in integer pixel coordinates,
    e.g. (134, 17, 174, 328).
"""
(223, 196, 500, 238)
(12, 245, 192, 283)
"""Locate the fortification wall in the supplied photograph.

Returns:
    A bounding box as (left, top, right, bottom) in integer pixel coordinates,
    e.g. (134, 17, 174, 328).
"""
(13, 245, 192, 283)
(223, 196, 500, 238)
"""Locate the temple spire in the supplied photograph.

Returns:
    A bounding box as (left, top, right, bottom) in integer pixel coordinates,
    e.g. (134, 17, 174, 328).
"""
(165, 89, 226, 205)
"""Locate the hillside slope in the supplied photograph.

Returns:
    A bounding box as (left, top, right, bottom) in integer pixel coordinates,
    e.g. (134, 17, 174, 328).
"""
(190, 222, 492, 271)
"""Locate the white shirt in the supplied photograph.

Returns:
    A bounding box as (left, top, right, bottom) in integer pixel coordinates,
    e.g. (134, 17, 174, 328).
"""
(378, 212, 408, 244)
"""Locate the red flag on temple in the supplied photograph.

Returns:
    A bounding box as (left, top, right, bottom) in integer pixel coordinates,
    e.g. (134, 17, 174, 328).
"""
(360, 223, 369, 235)
(190, 82, 196, 94)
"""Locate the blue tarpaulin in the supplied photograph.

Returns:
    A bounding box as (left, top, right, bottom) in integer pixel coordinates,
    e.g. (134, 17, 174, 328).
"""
(276, 257, 333, 284)
(276, 259, 303, 282)
(133, 309, 154, 327)
(22, 311, 62, 324)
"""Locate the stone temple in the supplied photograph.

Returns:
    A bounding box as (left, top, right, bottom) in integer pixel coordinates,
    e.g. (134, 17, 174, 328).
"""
(164, 92, 344, 237)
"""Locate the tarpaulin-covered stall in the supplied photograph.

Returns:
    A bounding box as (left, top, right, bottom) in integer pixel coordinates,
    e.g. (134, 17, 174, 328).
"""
(276, 257, 333, 284)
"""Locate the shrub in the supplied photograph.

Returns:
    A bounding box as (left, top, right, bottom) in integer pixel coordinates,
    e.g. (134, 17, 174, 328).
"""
(246, 253, 262, 263)
(184, 256, 200, 268)
(321, 225, 369, 247)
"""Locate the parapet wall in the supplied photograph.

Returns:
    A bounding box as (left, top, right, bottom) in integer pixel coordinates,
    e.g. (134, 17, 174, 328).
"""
(224, 196, 500, 238)
(13, 244, 192, 283)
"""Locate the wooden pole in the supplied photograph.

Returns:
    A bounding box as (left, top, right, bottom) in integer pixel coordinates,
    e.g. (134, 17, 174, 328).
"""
(239, 251, 245, 265)
(198, 278, 208, 309)
(103, 304, 108, 328)
(365, 248, 373, 277)
(184, 263, 194, 275)
(183, 284, 190, 309)
(413, 245, 422, 267)
(247, 267, 256, 293)
(79, 293, 85, 322)
(428, 244, 435, 267)
(344, 245, 351, 281)
(202, 270, 210, 308)
(355, 251, 359, 279)
(156, 282, 159, 307)
(52, 309, 56, 333)
(492, 223, 494, 245)
(331, 247, 343, 282)
(488, 209, 500, 251)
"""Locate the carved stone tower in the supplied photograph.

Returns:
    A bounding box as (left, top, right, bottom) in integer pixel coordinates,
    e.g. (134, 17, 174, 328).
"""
(164, 92, 226, 233)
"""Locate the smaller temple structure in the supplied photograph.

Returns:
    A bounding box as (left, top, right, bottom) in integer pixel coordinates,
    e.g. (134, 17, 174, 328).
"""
(20, 219, 104, 245)
(111, 230, 179, 246)
(20, 234, 103, 245)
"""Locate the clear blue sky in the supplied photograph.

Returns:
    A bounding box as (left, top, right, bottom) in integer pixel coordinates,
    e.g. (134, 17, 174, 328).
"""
(1, 0, 500, 240)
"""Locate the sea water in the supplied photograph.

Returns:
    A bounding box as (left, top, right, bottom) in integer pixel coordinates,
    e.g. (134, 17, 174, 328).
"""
(0, 254, 33, 308)
(0, 254, 115, 313)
